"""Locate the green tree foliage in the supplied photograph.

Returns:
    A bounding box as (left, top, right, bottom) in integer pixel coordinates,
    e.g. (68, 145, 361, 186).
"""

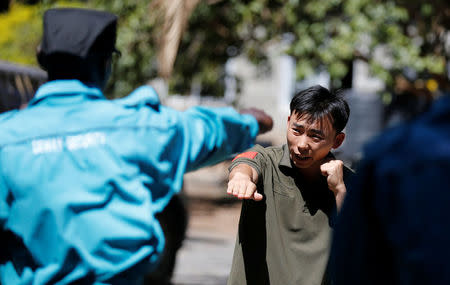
(177, 0, 447, 93)
(0, 0, 153, 97)
(1, 0, 447, 97)
(0, 1, 89, 66)
(93, 0, 159, 97)
(0, 2, 41, 65)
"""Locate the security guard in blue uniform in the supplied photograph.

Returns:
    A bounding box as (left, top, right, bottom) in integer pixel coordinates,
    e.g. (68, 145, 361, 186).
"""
(0, 8, 273, 285)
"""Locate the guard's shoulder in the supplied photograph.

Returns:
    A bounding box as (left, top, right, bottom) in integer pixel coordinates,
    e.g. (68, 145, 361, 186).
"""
(0, 110, 20, 145)
(359, 119, 429, 180)
(0, 109, 19, 122)
(0, 109, 20, 129)
(114, 85, 160, 109)
(362, 123, 411, 162)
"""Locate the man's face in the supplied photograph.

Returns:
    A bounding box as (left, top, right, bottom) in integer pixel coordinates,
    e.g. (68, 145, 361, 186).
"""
(286, 111, 344, 170)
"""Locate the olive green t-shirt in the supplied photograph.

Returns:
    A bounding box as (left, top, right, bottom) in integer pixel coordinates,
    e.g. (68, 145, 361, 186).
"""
(227, 144, 353, 285)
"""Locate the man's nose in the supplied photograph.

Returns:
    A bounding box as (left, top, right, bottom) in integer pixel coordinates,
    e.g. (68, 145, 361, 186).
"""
(297, 136, 309, 151)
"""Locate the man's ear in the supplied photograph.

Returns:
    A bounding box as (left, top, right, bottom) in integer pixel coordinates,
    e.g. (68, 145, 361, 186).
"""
(332, 132, 345, 149)
(36, 44, 48, 71)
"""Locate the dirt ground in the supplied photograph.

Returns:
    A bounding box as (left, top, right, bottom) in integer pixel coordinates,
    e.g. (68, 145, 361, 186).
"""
(181, 162, 243, 239)
(171, 199, 243, 285)
(171, 165, 244, 285)
(186, 198, 242, 239)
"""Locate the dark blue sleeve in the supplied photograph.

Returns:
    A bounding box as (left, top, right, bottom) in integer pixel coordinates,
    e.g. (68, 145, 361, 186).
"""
(330, 150, 450, 285)
(329, 157, 393, 285)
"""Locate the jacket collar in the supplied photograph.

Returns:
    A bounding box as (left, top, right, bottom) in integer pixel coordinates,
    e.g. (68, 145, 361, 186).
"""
(30, 80, 104, 106)
(279, 144, 293, 168)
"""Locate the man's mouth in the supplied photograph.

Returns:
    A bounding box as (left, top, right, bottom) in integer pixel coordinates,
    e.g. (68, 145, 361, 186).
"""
(295, 154, 311, 161)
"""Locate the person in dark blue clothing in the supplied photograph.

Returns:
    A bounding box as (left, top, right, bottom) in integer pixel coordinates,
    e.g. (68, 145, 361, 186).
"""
(0, 8, 273, 285)
(330, 79, 450, 284)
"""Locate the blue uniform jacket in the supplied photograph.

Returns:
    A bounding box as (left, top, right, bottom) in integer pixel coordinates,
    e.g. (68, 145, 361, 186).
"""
(330, 93, 450, 284)
(0, 80, 259, 284)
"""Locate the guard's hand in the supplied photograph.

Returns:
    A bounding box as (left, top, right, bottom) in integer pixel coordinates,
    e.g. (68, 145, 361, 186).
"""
(227, 172, 263, 201)
(240, 108, 273, 135)
(320, 159, 346, 210)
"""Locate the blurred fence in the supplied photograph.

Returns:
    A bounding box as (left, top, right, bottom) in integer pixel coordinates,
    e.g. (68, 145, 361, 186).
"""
(0, 60, 47, 112)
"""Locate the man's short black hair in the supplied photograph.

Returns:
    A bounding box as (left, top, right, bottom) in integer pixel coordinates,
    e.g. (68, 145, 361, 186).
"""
(290, 85, 350, 133)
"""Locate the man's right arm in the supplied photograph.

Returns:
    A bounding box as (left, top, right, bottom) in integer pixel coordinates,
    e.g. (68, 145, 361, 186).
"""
(178, 106, 272, 172)
(227, 163, 263, 201)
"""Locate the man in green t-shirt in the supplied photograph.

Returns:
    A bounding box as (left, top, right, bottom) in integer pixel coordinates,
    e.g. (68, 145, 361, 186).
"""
(227, 85, 352, 285)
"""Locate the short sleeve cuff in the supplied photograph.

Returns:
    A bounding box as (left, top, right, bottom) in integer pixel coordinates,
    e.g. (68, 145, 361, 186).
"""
(228, 158, 262, 178)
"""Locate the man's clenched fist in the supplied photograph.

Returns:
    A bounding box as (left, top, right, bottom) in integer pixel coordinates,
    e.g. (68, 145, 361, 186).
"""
(320, 159, 346, 210)
(227, 172, 263, 201)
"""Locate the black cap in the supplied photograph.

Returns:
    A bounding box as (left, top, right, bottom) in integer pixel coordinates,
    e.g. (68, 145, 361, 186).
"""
(38, 8, 118, 69)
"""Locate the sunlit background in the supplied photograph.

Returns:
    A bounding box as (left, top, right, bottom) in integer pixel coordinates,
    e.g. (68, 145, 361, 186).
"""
(0, 0, 449, 165)
(0, 1, 449, 283)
